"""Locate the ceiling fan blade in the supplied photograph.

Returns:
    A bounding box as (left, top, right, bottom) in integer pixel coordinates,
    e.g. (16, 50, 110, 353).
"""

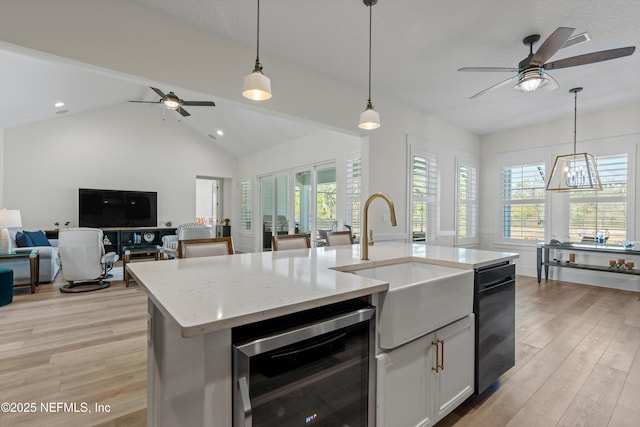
(181, 101, 216, 107)
(458, 67, 518, 72)
(150, 87, 166, 99)
(531, 27, 575, 66)
(177, 107, 191, 117)
(544, 46, 636, 70)
(128, 100, 161, 104)
(469, 75, 518, 99)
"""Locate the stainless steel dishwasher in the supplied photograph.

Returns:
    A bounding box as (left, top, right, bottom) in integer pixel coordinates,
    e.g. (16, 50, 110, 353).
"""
(474, 262, 516, 394)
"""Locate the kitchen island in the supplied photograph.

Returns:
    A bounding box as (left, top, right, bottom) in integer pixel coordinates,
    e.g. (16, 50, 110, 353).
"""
(128, 241, 518, 427)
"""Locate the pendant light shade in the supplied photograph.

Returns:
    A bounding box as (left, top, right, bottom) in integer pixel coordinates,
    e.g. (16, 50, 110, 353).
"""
(546, 87, 602, 192)
(359, 101, 381, 130)
(243, 0, 272, 101)
(243, 68, 272, 101)
(358, 0, 380, 130)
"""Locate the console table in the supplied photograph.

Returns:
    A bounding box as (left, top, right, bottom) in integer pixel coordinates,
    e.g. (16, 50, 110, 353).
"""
(122, 245, 163, 287)
(0, 250, 40, 293)
(46, 227, 176, 257)
(537, 243, 640, 283)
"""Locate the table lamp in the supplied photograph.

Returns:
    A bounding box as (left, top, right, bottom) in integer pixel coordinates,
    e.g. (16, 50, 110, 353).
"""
(0, 209, 22, 253)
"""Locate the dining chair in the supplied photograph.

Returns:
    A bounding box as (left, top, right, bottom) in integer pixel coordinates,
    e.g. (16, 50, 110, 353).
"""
(271, 234, 311, 251)
(326, 231, 354, 246)
(178, 237, 234, 258)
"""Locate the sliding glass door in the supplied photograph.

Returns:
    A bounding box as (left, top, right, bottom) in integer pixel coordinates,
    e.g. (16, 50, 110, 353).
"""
(260, 163, 337, 250)
(261, 173, 291, 250)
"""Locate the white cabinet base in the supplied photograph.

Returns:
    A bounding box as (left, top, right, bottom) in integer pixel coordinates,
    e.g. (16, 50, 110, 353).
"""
(147, 300, 232, 427)
(376, 314, 474, 427)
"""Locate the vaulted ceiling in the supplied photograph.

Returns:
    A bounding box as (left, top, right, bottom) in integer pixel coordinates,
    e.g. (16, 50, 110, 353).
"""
(1, 0, 638, 156)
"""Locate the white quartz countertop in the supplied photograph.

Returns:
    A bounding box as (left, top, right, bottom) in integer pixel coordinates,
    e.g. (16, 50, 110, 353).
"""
(128, 242, 518, 337)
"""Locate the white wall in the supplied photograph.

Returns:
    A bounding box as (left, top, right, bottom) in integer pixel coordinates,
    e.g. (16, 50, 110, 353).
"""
(480, 102, 640, 290)
(3, 102, 236, 229)
(0, 0, 480, 248)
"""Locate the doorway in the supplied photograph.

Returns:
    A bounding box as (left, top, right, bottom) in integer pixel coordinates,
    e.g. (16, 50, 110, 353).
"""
(196, 176, 222, 226)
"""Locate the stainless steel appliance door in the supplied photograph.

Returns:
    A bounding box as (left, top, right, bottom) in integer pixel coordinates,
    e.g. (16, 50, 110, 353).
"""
(233, 307, 375, 427)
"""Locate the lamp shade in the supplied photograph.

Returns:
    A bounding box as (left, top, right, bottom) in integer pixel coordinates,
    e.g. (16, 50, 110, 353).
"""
(0, 209, 21, 253)
(243, 70, 272, 101)
(358, 107, 381, 130)
(0, 209, 22, 228)
(545, 152, 602, 191)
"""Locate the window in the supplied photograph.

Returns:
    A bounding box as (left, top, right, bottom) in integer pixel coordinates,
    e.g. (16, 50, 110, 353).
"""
(569, 154, 628, 242)
(501, 162, 546, 241)
(456, 161, 478, 244)
(411, 151, 438, 242)
(240, 179, 252, 231)
(345, 154, 361, 238)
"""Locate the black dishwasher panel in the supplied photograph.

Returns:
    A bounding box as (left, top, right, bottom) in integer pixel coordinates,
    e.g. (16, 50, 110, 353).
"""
(474, 261, 516, 394)
(475, 262, 515, 290)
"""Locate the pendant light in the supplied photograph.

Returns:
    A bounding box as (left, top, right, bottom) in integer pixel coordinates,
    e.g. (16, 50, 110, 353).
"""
(358, 0, 380, 130)
(242, 0, 272, 101)
(546, 87, 602, 191)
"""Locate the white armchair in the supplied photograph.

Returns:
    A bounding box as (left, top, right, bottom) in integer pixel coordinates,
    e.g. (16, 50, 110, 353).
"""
(57, 228, 119, 293)
(161, 223, 213, 259)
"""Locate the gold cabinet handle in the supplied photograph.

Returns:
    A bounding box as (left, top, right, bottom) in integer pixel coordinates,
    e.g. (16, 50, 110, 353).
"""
(432, 339, 444, 372)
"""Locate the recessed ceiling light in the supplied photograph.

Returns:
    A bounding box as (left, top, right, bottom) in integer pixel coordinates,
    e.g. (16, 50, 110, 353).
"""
(216, 130, 224, 136)
(54, 101, 65, 108)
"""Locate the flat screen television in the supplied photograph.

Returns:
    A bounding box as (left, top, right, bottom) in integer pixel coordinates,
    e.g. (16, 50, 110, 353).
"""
(79, 188, 157, 228)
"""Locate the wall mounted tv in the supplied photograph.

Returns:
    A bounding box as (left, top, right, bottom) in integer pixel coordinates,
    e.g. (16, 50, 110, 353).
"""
(79, 188, 157, 228)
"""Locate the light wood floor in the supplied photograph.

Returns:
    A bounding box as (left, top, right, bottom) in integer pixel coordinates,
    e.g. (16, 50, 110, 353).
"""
(1, 272, 639, 426)
(437, 276, 640, 427)
(0, 267, 147, 427)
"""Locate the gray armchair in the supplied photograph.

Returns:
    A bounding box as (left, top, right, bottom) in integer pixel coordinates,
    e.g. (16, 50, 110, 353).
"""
(162, 223, 213, 259)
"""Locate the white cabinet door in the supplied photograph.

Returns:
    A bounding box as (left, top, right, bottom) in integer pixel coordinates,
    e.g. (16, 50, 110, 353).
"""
(376, 333, 435, 427)
(433, 314, 475, 422)
(376, 315, 475, 427)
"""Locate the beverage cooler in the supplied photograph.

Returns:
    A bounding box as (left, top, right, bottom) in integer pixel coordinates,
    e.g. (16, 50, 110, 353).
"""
(232, 300, 375, 426)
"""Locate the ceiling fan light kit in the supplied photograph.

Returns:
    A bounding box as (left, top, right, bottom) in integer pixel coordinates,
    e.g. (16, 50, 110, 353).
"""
(243, 0, 272, 101)
(162, 93, 181, 110)
(546, 87, 602, 192)
(358, 0, 381, 130)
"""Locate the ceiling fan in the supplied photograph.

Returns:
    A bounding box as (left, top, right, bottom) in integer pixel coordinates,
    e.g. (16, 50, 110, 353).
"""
(458, 27, 635, 99)
(128, 87, 216, 117)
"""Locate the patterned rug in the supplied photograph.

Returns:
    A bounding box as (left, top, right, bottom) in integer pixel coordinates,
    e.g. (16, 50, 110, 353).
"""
(104, 267, 124, 282)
